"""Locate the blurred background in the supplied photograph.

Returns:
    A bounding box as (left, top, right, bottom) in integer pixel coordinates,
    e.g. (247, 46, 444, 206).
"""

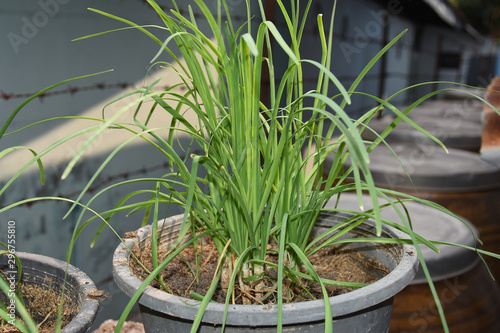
(1, 0, 499, 330)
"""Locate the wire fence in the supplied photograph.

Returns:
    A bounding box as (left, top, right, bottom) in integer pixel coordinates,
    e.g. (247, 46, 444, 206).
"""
(0, 82, 130, 102)
(0, 81, 190, 102)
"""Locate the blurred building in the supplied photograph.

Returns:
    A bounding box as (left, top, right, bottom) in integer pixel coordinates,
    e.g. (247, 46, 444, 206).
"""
(294, 0, 495, 117)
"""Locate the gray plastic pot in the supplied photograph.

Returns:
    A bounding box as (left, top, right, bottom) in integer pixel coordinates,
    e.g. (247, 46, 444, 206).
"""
(113, 212, 419, 332)
(0, 252, 100, 333)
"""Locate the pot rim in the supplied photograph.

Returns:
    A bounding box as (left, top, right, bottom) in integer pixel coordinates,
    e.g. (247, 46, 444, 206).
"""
(113, 212, 419, 325)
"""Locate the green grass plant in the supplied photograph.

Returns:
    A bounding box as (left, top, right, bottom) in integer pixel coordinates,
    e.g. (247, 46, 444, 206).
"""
(2, 0, 500, 332)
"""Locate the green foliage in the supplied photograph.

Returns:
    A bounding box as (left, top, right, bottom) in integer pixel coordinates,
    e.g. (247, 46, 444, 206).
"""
(1, 0, 496, 332)
(68, 0, 447, 330)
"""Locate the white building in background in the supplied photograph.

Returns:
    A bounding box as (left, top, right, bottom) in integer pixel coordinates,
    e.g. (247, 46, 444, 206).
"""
(0, 0, 495, 328)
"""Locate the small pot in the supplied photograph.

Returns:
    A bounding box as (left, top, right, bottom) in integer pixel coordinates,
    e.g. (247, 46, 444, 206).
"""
(113, 212, 419, 332)
(0, 252, 100, 333)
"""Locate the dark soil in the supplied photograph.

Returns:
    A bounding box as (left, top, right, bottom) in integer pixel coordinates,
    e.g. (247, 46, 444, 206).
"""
(0, 281, 79, 333)
(129, 235, 390, 305)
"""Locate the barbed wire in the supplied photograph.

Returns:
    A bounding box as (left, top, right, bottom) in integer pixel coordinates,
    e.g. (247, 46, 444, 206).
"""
(0, 82, 130, 102)
(63, 159, 173, 198)
(0, 81, 189, 102)
(19, 148, 203, 208)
